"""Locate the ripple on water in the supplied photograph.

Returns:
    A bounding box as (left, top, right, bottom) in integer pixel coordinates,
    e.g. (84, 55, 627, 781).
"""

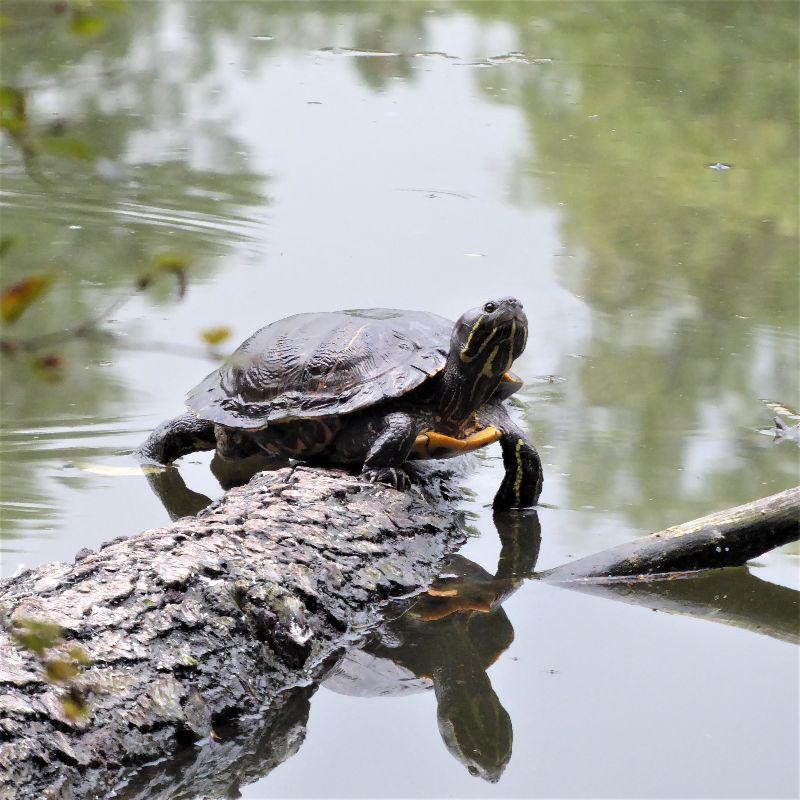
(316, 47, 552, 66)
(0, 415, 144, 461)
(0, 188, 268, 251)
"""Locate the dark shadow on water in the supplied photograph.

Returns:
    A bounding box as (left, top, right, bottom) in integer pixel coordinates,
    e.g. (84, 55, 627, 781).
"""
(114, 684, 315, 800)
(145, 452, 291, 521)
(559, 566, 800, 645)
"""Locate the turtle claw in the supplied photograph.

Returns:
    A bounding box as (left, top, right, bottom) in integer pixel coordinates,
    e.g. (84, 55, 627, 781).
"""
(362, 467, 411, 491)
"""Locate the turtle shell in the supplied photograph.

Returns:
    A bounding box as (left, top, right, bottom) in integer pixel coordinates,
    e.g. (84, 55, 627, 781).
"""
(186, 308, 451, 429)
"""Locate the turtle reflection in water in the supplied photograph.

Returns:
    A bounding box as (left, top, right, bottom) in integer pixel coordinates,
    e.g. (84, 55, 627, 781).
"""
(139, 298, 542, 510)
(324, 513, 541, 782)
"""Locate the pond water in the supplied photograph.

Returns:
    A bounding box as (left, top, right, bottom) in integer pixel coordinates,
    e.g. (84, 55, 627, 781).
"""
(1, 1, 798, 797)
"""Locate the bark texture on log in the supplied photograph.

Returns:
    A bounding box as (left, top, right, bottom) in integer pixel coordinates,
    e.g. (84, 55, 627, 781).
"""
(540, 486, 800, 583)
(0, 466, 465, 800)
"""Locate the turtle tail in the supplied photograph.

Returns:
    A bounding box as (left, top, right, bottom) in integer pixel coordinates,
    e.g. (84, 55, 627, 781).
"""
(137, 411, 216, 465)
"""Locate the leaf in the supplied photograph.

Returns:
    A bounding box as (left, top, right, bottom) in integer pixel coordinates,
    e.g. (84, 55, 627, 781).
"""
(0, 85, 26, 135)
(45, 658, 79, 683)
(61, 688, 90, 722)
(154, 253, 192, 273)
(761, 399, 800, 421)
(11, 618, 62, 656)
(32, 353, 65, 383)
(154, 253, 191, 299)
(39, 135, 93, 161)
(69, 11, 107, 37)
(0, 235, 17, 257)
(1, 274, 53, 323)
(67, 646, 92, 666)
(201, 326, 231, 347)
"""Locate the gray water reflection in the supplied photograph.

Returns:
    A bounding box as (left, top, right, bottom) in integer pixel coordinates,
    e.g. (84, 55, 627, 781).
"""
(1, 1, 798, 797)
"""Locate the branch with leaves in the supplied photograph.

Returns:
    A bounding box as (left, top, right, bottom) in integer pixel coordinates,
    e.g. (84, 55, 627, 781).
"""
(0, 246, 233, 380)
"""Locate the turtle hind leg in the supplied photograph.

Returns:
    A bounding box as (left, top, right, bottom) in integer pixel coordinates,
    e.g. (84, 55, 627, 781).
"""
(478, 401, 543, 510)
(137, 411, 216, 465)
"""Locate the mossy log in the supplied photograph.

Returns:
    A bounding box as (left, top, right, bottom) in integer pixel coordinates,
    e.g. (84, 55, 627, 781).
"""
(0, 466, 466, 800)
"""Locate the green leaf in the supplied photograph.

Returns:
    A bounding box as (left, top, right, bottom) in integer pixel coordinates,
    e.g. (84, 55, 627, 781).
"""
(39, 135, 93, 161)
(1, 274, 54, 323)
(154, 253, 191, 299)
(67, 646, 92, 666)
(45, 658, 79, 683)
(0, 235, 17, 258)
(0, 85, 26, 135)
(69, 12, 107, 37)
(201, 326, 231, 347)
(11, 618, 62, 656)
(32, 353, 65, 383)
(61, 688, 90, 722)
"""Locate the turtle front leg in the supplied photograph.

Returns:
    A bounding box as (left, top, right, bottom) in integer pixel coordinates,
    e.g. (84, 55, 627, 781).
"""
(137, 411, 217, 465)
(477, 401, 543, 510)
(360, 411, 418, 490)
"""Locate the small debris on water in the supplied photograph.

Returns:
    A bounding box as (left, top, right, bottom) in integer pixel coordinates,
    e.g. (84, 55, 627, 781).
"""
(761, 399, 800, 421)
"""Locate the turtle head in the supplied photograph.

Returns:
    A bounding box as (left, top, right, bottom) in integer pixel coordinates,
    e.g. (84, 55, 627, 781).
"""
(439, 297, 528, 429)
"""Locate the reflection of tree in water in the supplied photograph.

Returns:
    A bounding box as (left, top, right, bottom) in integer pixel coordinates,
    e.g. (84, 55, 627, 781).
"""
(0, 0, 438, 542)
(461, 1, 799, 527)
(0, 1, 268, 540)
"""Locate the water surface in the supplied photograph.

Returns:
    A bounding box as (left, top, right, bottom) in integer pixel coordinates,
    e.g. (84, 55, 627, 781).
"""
(1, 2, 798, 797)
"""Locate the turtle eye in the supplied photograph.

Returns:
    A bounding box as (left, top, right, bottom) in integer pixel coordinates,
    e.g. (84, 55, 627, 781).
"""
(483, 302, 497, 313)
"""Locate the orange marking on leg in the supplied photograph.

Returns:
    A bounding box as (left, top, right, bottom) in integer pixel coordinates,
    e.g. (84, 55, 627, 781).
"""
(411, 426, 502, 457)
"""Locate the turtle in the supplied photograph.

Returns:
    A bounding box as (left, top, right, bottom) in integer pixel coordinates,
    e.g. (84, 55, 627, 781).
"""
(138, 296, 542, 510)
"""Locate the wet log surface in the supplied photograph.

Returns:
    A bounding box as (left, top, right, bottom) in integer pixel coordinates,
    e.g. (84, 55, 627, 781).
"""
(0, 466, 466, 800)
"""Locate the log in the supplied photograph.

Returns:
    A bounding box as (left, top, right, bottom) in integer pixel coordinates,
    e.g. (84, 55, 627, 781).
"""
(0, 466, 467, 800)
(1, 468, 797, 799)
(540, 486, 800, 583)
